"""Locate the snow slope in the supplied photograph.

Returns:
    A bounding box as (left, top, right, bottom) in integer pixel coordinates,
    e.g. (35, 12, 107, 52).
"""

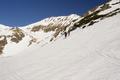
(0, 5, 120, 80)
(0, 0, 120, 80)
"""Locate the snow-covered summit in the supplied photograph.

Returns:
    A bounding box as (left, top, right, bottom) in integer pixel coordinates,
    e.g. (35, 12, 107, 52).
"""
(24, 14, 81, 28)
(0, 24, 10, 29)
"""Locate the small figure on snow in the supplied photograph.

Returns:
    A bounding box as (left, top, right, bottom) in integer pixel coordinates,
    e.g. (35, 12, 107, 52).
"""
(64, 32, 67, 38)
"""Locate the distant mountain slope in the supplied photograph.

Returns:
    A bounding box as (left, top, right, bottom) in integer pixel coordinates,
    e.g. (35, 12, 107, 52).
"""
(0, 0, 119, 56)
(0, 14, 81, 55)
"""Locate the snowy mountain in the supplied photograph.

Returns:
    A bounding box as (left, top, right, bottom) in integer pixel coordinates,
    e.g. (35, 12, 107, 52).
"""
(0, 0, 120, 79)
(0, 0, 119, 56)
(0, 0, 120, 56)
(0, 14, 82, 56)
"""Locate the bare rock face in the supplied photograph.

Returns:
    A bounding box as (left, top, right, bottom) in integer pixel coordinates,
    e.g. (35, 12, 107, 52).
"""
(31, 25, 44, 32)
(0, 36, 7, 54)
(10, 28, 25, 43)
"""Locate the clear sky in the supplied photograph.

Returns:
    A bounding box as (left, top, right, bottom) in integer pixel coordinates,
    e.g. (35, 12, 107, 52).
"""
(0, 0, 107, 27)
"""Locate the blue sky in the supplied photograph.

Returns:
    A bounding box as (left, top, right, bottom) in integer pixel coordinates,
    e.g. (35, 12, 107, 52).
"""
(0, 0, 107, 27)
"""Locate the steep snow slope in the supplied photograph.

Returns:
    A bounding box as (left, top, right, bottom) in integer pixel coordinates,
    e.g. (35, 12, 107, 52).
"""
(0, 12, 120, 80)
